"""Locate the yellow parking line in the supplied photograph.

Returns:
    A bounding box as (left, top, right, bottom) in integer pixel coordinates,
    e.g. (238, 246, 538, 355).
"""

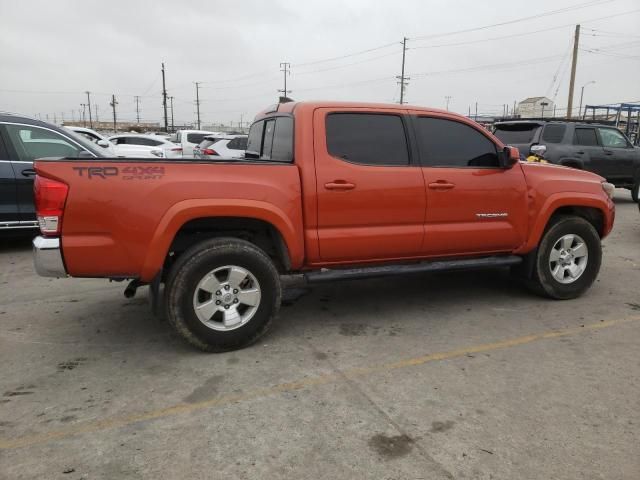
(1, 315, 638, 450)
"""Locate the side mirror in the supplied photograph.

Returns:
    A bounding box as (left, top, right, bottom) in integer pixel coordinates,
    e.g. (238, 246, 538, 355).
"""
(530, 144, 547, 156)
(97, 139, 110, 148)
(500, 146, 520, 168)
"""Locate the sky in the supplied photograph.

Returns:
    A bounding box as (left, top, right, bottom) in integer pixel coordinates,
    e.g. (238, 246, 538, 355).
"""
(0, 0, 638, 127)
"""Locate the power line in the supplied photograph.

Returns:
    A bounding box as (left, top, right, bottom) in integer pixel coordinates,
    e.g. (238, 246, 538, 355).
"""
(411, 0, 613, 40)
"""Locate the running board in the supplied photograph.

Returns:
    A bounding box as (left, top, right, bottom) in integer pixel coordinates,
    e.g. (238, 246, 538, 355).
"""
(303, 255, 522, 284)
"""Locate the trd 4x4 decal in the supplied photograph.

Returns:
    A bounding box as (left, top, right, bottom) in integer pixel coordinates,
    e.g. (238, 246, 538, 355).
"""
(72, 166, 165, 180)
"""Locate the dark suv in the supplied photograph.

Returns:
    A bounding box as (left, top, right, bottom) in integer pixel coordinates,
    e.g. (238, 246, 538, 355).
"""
(493, 121, 640, 201)
(0, 113, 106, 232)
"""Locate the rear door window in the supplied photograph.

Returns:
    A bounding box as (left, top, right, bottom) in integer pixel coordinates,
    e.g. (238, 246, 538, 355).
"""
(227, 137, 248, 150)
(493, 124, 541, 144)
(573, 128, 599, 146)
(325, 113, 409, 166)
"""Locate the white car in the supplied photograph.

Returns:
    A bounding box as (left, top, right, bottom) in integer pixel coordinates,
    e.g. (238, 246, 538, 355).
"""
(193, 135, 248, 159)
(175, 129, 220, 157)
(64, 126, 118, 155)
(108, 134, 182, 159)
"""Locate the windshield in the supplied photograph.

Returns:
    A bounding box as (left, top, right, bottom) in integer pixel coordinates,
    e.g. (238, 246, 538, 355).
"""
(59, 128, 109, 157)
(493, 124, 541, 144)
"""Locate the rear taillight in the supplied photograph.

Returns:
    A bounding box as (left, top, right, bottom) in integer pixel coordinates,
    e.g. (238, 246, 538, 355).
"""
(34, 175, 68, 236)
(202, 148, 219, 156)
(171, 147, 183, 152)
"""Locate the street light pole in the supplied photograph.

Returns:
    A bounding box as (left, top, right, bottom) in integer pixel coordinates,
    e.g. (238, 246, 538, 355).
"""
(579, 81, 596, 120)
(540, 101, 549, 120)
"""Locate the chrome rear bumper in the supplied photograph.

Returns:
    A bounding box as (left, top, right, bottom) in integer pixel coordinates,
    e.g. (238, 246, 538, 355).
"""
(33, 236, 67, 278)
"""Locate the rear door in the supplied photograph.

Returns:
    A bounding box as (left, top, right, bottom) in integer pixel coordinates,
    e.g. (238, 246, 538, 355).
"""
(573, 127, 606, 177)
(313, 109, 426, 262)
(597, 127, 635, 183)
(0, 128, 20, 227)
(414, 114, 528, 256)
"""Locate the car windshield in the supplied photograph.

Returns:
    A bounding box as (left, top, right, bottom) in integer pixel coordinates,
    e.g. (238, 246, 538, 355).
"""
(493, 124, 541, 144)
(61, 129, 109, 157)
(199, 137, 226, 149)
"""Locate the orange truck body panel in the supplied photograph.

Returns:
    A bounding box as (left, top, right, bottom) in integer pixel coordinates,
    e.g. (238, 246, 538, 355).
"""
(34, 101, 615, 282)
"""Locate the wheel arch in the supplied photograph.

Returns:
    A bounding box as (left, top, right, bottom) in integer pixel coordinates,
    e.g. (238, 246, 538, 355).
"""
(140, 199, 304, 281)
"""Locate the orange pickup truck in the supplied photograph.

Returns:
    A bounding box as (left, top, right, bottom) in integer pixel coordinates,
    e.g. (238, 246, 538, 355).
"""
(32, 101, 615, 352)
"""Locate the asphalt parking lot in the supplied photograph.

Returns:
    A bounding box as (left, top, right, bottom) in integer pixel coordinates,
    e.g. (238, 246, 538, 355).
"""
(1, 191, 638, 480)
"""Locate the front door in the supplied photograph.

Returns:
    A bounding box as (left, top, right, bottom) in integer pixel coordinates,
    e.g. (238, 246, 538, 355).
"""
(314, 109, 426, 262)
(412, 114, 529, 256)
(572, 127, 607, 178)
(597, 127, 636, 184)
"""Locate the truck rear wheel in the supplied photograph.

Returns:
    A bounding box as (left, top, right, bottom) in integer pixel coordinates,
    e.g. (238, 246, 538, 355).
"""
(165, 238, 281, 352)
(631, 182, 639, 203)
(528, 215, 601, 300)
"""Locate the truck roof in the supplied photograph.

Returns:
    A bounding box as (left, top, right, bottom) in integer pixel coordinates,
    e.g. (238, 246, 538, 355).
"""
(255, 101, 455, 120)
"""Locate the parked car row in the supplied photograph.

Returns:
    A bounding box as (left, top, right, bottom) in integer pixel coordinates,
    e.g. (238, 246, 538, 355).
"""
(493, 120, 640, 201)
(65, 126, 248, 160)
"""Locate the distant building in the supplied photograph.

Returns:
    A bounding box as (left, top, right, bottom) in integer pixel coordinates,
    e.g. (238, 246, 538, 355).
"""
(517, 96, 555, 118)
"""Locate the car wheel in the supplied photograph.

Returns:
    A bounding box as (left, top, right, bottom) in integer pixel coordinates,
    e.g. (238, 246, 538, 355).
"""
(528, 215, 601, 300)
(165, 237, 281, 352)
(631, 182, 639, 203)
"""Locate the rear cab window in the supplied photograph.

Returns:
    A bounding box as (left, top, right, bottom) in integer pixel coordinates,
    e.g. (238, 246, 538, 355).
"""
(187, 133, 208, 144)
(246, 116, 293, 161)
(493, 123, 541, 144)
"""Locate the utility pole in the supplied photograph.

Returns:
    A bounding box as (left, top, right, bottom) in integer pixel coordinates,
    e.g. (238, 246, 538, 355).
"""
(397, 37, 409, 105)
(80, 104, 87, 127)
(474, 102, 478, 121)
(445, 96, 452, 111)
(566, 24, 581, 119)
(85, 91, 93, 128)
(134, 96, 141, 124)
(194, 82, 202, 130)
(278, 62, 291, 99)
(94, 104, 99, 124)
(169, 96, 175, 132)
(53, 113, 57, 125)
(161, 62, 169, 132)
(110, 94, 118, 133)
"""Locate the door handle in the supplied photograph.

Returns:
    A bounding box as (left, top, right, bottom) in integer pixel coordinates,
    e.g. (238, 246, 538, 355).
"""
(604, 151, 614, 156)
(21, 168, 36, 177)
(428, 181, 455, 190)
(576, 151, 585, 155)
(324, 181, 356, 191)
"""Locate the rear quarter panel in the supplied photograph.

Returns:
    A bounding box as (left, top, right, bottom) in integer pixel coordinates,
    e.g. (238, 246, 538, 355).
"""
(34, 160, 304, 280)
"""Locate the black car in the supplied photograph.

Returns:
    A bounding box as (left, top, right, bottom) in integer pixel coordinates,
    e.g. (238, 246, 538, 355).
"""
(0, 113, 107, 232)
(493, 121, 640, 201)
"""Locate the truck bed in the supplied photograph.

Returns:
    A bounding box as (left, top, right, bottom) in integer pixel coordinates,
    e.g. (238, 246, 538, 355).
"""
(34, 158, 303, 280)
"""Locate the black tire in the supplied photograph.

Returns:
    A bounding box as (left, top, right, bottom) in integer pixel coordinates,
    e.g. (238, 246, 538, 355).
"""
(631, 182, 639, 203)
(165, 237, 281, 352)
(527, 215, 601, 300)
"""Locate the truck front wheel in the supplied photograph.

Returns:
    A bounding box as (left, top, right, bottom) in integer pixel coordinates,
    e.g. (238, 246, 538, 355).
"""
(528, 216, 602, 300)
(165, 238, 281, 352)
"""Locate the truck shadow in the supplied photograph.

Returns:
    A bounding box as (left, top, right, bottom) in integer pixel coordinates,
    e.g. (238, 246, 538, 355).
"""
(0, 233, 35, 252)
